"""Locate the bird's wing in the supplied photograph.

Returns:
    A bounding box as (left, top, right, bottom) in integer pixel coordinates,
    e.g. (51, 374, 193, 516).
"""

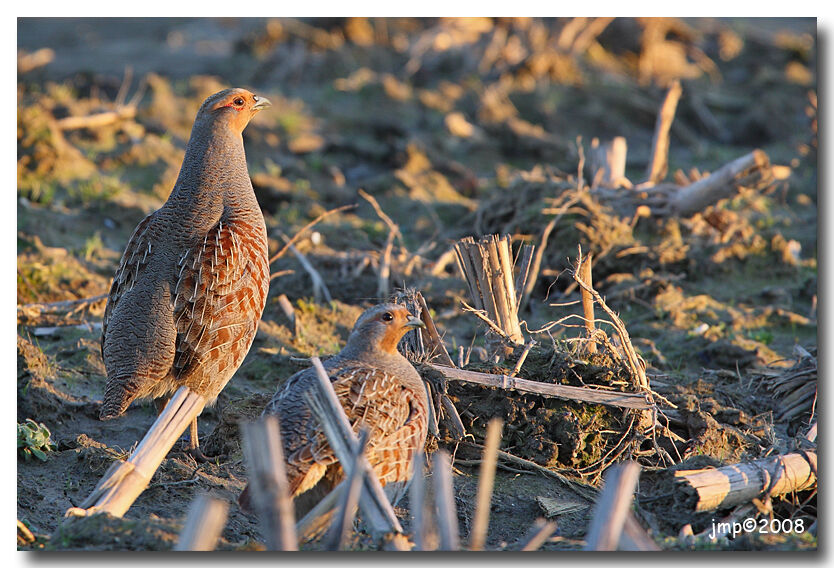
(172, 217, 269, 393)
(286, 365, 427, 494)
(101, 212, 157, 358)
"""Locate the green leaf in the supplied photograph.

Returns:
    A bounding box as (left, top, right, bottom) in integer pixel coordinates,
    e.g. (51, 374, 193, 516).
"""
(30, 447, 47, 461)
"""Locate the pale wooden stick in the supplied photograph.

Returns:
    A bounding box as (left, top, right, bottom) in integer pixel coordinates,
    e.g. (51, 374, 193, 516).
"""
(325, 428, 370, 550)
(805, 422, 817, 443)
(572, 248, 650, 392)
(32, 321, 102, 336)
(427, 363, 653, 410)
(569, 16, 615, 55)
(469, 240, 501, 331)
(280, 234, 333, 303)
(433, 450, 459, 551)
(430, 246, 459, 276)
(557, 17, 588, 51)
(469, 418, 503, 551)
(269, 204, 356, 265)
(440, 395, 468, 441)
(589, 136, 628, 188)
(496, 235, 520, 321)
(18, 47, 54, 73)
(17, 293, 107, 317)
(55, 106, 137, 131)
(358, 189, 403, 244)
(240, 416, 298, 551)
(276, 294, 298, 337)
(377, 230, 396, 299)
(578, 248, 597, 354)
(359, 189, 404, 300)
(509, 341, 536, 377)
(583, 462, 641, 551)
(674, 450, 817, 512)
(296, 482, 344, 542)
(461, 302, 513, 341)
(417, 291, 456, 367)
(523, 216, 557, 309)
(410, 451, 427, 551)
(514, 243, 535, 309)
(519, 519, 558, 551)
(17, 520, 35, 546)
(668, 150, 771, 217)
(490, 236, 523, 342)
(174, 494, 229, 551)
(645, 79, 682, 185)
(454, 240, 484, 312)
(268, 269, 294, 282)
(66, 386, 206, 518)
(619, 512, 660, 551)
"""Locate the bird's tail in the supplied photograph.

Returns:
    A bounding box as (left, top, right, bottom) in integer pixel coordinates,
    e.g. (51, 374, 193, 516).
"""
(99, 375, 144, 420)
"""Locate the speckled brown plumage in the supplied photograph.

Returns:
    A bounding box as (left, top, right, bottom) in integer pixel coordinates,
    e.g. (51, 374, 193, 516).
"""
(99, 88, 271, 456)
(242, 304, 430, 513)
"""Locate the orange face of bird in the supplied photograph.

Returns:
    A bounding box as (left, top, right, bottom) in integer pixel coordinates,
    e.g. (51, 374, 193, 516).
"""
(205, 88, 271, 134)
(376, 307, 426, 354)
(355, 305, 426, 355)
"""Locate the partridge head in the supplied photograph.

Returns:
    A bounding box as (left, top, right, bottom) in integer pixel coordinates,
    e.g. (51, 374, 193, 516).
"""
(192, 88, 272, 135)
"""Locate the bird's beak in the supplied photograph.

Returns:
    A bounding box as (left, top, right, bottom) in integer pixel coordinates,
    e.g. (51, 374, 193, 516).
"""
(252, 95, 272, 112)
(404, 314, 426, 329)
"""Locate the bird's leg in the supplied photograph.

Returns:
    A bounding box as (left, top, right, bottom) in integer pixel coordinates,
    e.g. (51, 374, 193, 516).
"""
(159, 397, 209, 463)
(184, 418, 210, 463)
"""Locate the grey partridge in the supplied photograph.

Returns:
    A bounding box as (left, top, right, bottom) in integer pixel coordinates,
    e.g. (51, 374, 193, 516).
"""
(99, 88, 271, 460)
(240, 303, 430, 517)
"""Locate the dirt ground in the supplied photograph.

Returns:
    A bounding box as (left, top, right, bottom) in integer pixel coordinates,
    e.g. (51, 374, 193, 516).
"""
(17, 17, 817, 551)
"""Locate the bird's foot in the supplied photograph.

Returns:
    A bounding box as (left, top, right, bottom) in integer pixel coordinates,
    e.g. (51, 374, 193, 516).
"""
(184, 446, 210, 463)
(179, 444, 227, 465)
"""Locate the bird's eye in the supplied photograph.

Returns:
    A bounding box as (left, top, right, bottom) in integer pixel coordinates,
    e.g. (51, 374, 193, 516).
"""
(233, 97, 245, 106)
(381, 312, 394, 322)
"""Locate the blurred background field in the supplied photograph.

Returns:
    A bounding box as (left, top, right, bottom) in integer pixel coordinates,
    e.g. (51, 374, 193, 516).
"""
(17, 17, 817, 551)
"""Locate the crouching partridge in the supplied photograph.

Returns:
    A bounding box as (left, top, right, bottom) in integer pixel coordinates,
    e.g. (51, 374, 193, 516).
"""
(240, 303, 430, 517)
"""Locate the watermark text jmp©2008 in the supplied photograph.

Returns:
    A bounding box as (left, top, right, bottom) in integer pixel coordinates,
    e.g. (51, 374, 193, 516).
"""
(708, 517, 806, 540)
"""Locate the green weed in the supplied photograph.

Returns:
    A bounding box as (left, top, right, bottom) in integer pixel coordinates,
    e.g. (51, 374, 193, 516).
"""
(17, 419, 55, 462)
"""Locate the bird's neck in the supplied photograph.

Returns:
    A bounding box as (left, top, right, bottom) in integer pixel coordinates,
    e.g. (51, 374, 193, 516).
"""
(168, 120, 258, 225)
(341, 337, 402, 363)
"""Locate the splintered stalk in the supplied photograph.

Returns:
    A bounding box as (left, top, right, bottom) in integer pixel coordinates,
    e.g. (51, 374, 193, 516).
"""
(410, 451, 427, 551)
(175, 494, 229, 551)
(578, 249, 597, 354)
(469, 418, 503, 551)
(519, 519, 558, 551)
(433, 450, 459, 551)
(583, 462, 641, 551)
(454, 234, 526, 358)
(65, 386, 206, 519)
(240, 415, 298, 551)
(325, 428, 370, 550)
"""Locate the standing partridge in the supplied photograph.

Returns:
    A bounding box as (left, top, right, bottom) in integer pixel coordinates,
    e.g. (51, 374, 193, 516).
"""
(99, 88, 271, 461)
(240, 303, 430, 517)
